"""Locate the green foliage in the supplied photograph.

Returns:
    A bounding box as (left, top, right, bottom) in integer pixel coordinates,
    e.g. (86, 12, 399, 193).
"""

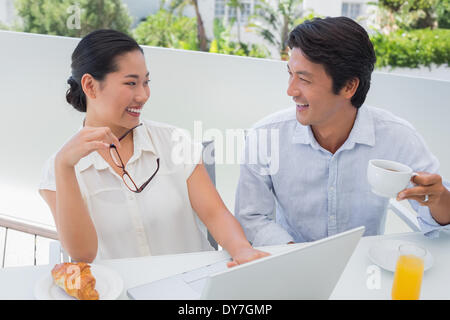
(436, 0, 450, 28)
(14, 0, 132, 37)
(374, 0, 440, 30)
(168, 0, 209, 51)
(378, 0, 436, 11)
(168, 0, 192, 14)
(370, 28, 450, 68)
(226, 0, 246, 43)
(248, 0, 304, 59)
(294, 11, 323, 26)
(133, 9, 198, 50)
(0, 21, 10, 30)
(209, 18, 270, 58)
(378, 0, 407, 11)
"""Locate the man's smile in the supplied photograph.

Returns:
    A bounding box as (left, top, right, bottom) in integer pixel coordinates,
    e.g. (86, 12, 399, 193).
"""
(296, 103, 309, 112)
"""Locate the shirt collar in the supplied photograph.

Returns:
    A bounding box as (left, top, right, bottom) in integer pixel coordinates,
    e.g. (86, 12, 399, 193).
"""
(128, 121, 156, 164)
(292, 105, 375, 149)
(292, 121, 320, 149)
(345, 105, 376, 148)
(77, 122, 156, 172)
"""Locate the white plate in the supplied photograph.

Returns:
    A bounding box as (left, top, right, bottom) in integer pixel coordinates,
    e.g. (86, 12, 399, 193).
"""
(34, 264, 123, 300)
(368, 240, 434, 272)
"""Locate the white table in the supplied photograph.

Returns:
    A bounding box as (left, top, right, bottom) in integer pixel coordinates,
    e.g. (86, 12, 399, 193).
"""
(1, 231, 449, 300)
(331, 230, 450, 300)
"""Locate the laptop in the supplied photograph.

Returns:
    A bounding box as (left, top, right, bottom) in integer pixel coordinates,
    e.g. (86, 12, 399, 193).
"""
(127, 226, 365, 300)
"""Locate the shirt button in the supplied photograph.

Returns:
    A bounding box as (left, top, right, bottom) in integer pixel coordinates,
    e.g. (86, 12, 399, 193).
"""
(128, 194, 135, 201)
(329, 186, 334, 191)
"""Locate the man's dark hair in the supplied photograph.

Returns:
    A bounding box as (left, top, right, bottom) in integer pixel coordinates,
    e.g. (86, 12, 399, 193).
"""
(287, 16, 376, 109)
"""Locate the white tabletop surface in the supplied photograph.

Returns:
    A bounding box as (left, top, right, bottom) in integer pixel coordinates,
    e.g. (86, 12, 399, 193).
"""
(331, 230, 450, 300)
(1, 230, 449, 300)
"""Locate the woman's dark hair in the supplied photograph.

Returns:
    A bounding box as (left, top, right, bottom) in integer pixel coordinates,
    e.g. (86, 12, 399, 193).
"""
(66, 29, 144, 112)
(287, 17, 376, 109)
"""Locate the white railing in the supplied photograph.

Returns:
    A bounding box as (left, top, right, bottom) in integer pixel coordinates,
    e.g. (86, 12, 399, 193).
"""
(0, 213, 58, 268)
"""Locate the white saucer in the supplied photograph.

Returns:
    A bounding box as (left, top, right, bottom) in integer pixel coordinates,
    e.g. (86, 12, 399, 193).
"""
(368, 240, 434, 272)
(34, 264, 123, 300)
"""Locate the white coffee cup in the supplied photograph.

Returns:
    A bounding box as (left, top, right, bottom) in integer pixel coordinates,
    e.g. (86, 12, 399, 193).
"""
(367, 159, 418, 198)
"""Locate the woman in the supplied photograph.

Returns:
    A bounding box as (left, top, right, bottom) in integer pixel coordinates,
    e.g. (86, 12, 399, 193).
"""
(39, 29, 269, 266)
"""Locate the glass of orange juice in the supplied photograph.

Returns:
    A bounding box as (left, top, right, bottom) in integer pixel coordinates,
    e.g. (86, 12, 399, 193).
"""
(391, 244, 426, 300)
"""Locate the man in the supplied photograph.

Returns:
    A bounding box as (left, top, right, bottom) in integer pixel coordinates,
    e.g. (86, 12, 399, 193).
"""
(235, 17, 450, 245)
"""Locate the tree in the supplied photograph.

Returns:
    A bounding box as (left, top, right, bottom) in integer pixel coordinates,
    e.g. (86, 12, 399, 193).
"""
(169, 0, 208, 51)
(373, 0, 440, 31)
(435, 0, 450, 28)
(14, 0, 132, 37)
(209, 18, 270, 58)
(133, 9, 198, 50)
(227, 0, 245, 43)
(248, 0, 304, 60)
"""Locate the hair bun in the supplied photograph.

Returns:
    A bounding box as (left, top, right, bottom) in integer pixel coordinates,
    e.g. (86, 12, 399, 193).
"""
(66, 75, 87, 112)
(67, 76, 77, 86)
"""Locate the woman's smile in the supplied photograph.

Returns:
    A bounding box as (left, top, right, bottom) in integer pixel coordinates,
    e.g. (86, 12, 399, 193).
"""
(125, 105, 143, 117)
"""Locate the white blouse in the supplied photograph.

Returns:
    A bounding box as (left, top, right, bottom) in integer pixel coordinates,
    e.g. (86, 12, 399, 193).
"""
(39, 119, 213, 261)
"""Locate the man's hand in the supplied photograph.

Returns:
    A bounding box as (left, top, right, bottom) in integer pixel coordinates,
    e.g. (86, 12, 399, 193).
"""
(397, 173, 446, 206)
(397, 172, 450, 225)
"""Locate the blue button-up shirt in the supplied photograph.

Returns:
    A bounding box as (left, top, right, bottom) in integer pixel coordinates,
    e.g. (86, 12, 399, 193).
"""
(235, 105, 449, 246)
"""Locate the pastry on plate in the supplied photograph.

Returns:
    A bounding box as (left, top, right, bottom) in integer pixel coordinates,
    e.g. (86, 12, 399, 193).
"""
(51, 262, 100, 300)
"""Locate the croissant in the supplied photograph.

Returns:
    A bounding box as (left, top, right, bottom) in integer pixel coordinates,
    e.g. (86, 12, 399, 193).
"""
(51, 262, 100, 300)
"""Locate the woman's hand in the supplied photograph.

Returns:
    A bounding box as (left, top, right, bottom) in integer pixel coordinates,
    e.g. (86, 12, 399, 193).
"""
(227, 247, 271, 268)
(55, 126, 121, 168)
